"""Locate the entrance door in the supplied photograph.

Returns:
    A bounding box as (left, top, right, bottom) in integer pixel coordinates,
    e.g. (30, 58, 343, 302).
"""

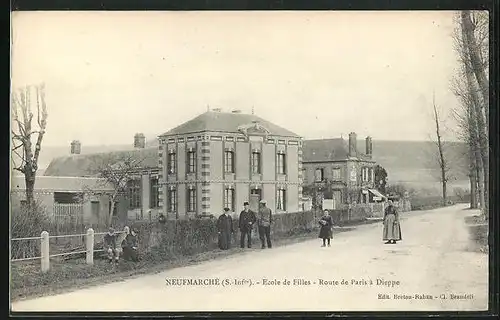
(250, 189, 262, 212)
(332, 191, 342, 209)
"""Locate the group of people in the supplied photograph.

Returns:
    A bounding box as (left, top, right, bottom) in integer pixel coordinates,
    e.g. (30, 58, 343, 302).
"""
(103, 199, 402, 260)
(216, 199, 273, 250)
(103, 227, 140, 263)
(317, 199, 402, 246)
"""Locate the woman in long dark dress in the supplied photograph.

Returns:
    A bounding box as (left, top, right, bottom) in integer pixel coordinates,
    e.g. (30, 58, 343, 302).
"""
(121, 229, 139, 262)
(318, 209, 334, 247)
(217, 208, 234, 250)
(382, 200, 402, 244)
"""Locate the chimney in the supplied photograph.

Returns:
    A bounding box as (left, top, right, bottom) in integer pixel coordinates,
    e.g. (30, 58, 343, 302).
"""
(134, 133, 146, 149)
(70, 140, 81, 155)
(231, 109, 242, 114)
(348, 132, 357, 158)
(365, 136, 373, 157)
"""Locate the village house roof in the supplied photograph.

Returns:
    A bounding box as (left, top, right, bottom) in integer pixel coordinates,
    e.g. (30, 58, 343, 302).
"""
(302, 138, 372, 162)
(44, 147, 158, 177)
(160, 110, 301, 138)
(11, 175, 114, 192)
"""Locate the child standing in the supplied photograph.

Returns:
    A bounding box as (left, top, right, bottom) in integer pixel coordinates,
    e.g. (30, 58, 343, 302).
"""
(318, 209, 334, 247)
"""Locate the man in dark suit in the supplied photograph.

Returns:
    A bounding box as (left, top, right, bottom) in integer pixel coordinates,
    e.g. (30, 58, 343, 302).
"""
(239, 201, 257, 248)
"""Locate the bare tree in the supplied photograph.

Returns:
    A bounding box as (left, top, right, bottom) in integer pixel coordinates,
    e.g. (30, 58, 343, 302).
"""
(85, 152, 146, 227)
(429, 92, 452, 206)
(460, 10, 489, 216)
(11, 84, 48, 211)
(451, 11, 489, 217)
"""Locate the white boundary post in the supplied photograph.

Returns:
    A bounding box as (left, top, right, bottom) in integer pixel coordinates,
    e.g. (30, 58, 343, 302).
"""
(40, 231, 50, 272)
(86, 228, 94, 265)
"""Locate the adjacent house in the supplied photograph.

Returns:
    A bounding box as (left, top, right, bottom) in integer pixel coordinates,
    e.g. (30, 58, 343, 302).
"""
(10, 175, 114, 225)
(158, 109, 303, 219)
(43, 135, 161, 222)
(302, 132, 385, 207)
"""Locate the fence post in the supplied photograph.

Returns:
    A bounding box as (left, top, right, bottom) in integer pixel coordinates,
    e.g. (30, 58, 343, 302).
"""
(86, 228, 94, 265)
(40, 231, 50, 273)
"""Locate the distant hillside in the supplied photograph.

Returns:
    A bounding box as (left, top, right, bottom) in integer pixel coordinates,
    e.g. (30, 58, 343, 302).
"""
(370, 140, 469, 188)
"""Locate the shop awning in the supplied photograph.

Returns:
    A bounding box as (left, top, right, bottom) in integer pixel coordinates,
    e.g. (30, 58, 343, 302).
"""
(368, 189, 387, 200)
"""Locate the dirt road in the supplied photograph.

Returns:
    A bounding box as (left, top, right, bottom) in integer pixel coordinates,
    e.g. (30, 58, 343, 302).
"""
(11, 204, 488, 312)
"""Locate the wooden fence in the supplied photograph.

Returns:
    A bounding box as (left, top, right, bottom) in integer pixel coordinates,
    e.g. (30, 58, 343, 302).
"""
(53, 203, 84, 225)
(10, 227, 129, 272)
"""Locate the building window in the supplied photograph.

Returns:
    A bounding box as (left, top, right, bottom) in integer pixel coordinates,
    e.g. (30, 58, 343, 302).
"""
(150, 177, 160, 208)
(362, 167, 370, 182)
(251, 151, 261, 174)
(54, 192, 83, 204)
(224, 150, 234, 173)
(187, 188, 196, 212)
(277, 153, 286, 175)
(277, 188, 286, 211)
(250, 188, 262, 203)
(168, 189, 177, 212)
(127, 179, 142, 209)
(187, 151, 196, 174)
(224, 188, 235, 211)
(314, 168, 324, 182)
(167, 152, 176, 174)
(332, 168, 341, 181)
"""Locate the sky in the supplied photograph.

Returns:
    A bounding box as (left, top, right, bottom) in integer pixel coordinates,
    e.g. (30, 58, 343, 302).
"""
(11, 11, 464, 147)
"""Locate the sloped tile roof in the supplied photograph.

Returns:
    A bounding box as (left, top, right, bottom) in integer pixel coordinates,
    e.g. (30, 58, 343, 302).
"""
(160, 111, 300, 138)
(11, 175, 114, 192)
(302, 138, 372, 162)
(44, 147, 158, 177)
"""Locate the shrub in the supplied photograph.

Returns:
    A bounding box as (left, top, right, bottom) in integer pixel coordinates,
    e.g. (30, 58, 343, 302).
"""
(11, 200, 51, 260)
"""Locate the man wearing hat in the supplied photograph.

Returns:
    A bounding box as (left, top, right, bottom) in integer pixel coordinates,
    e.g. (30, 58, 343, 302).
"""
(257, 200, 273, 249)
(239, 201, 257, 248)
(217, 208, 234, 250)
(104, 227, 119, 263)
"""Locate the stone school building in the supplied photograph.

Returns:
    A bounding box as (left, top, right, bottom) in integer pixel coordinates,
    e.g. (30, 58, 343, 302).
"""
(158, 109, 303, 219)
(44, 109, 304, 220)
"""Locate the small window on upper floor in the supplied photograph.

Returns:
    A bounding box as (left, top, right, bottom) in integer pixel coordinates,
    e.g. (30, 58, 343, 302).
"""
(332, 168, 341, 181)
(251, 151, 261, 174)
(167, 152, 176, 174)
(277, 153, 286, 175)
(224, 150, 234, 173)
(187, 151, 196, 174)
(315, 168, 324, 182)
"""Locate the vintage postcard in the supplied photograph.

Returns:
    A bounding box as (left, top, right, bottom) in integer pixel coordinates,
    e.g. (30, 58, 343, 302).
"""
(10, 10, 490, 313)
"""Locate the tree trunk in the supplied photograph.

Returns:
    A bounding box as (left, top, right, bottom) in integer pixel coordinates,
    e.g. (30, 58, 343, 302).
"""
(24, 170, 36, 212)
(108, 195, 116, 227)
(432, 95, 448, 207)
(441, 170, 448, 207)
(475, 151, 486, 215)
(469, 150, 478, 209)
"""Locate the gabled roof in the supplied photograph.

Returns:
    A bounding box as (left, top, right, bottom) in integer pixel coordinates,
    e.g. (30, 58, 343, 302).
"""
(44, 147, 158, 177)
(302, 138, 372, 162)
(11, 175, 114, 192)
(160, 111, 300, 138)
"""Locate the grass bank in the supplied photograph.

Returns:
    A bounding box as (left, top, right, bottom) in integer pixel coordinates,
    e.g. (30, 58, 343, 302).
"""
(11, 229, 317, 301)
